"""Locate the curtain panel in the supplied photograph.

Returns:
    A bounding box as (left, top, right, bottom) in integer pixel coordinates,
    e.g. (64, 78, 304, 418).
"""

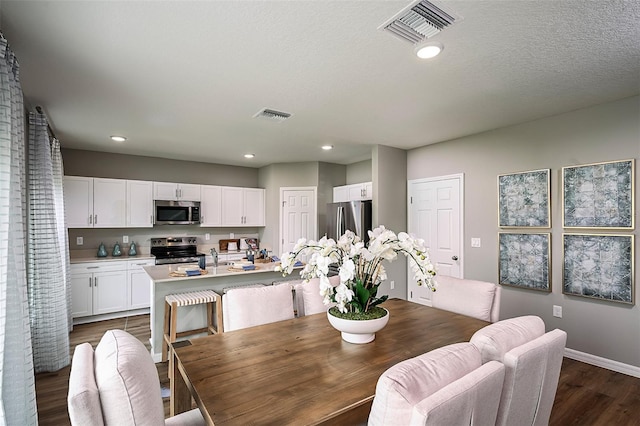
(27, 113, 71, 372)
(0, 34, 38, 426)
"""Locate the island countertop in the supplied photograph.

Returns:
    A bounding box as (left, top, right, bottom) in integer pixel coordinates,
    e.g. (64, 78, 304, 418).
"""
(143, 262, 284, 283)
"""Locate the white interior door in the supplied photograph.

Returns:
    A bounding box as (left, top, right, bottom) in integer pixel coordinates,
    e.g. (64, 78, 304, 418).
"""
(280, 187, 317, 256)
(408, 174, 464, 305)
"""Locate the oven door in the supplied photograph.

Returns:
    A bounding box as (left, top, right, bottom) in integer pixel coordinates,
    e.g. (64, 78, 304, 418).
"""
(154, 200, 200, 225)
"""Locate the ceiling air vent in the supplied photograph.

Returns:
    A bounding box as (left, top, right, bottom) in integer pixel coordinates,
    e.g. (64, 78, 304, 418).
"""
(253, 108, 292, 123)
(378, 0, 462, 44)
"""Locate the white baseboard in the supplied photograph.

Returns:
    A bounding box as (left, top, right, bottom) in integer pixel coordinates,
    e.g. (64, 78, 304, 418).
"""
(564, 348, 640, 379)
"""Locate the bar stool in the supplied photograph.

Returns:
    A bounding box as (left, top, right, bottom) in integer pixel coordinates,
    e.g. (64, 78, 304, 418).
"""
(162, 289, 222, 366)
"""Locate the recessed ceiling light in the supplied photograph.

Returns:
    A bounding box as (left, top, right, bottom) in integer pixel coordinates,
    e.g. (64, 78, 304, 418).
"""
(244, 153, 255, 159)
(110, 135, 126, 142)
(415, 41, 444, 59)
(321, 145, 333, 150)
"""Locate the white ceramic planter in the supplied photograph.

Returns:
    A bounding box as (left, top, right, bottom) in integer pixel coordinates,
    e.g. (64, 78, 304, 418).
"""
(327, 308, 390, 344)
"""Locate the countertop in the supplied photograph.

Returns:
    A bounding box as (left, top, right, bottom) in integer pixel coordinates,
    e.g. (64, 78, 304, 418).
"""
(70, 255, 155, 264)
(143, 262, 283, 283)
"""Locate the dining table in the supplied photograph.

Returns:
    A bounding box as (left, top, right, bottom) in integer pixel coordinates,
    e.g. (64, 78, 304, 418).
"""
(170, 298, 490, 425)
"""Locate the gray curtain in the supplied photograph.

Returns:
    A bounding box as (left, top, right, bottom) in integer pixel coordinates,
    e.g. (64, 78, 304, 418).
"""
(0, 34, 38, 426)
(27, 113, 71, 372)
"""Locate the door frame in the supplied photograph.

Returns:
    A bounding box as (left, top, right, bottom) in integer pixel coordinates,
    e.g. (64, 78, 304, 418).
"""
(407, 173, 465, 286)
(279, 186, 318, 256)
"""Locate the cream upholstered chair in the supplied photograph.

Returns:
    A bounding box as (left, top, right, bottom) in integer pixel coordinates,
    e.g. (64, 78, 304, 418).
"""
(222, 283, 295, 332)
(300, 275, 340, 315)
(470, 316, 567, 426)
(431, 275, 501, 322)
(368, 343, 505, 426)
(68, 329, 205, 426)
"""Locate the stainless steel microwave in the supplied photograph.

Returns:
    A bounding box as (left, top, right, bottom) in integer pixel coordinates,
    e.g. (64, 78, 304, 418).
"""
(154, 200, 201, 225)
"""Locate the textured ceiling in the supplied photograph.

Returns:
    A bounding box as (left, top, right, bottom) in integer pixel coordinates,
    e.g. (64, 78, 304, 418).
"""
(1, 0, 639, 168)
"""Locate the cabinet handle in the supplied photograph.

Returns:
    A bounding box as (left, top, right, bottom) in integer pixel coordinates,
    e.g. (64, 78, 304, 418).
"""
(89, 215, 92, 225)
(94, 277, 98, 287)
(89, 277, 92, 287)
(87, 266, 99, 269)
(94, 214, 97, 224)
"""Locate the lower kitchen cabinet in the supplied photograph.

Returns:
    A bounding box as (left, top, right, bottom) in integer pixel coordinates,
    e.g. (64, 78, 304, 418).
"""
(127, 259, 155, 309)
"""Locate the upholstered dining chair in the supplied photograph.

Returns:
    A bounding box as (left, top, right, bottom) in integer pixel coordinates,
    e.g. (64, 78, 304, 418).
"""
(300, 275, 340, 315)
(368, 342, 505, 426)
(222, 283, 295, 332)
(431, 275, 502, 322)
(68, 329, 205, 426)
(470, 315, 567, 426)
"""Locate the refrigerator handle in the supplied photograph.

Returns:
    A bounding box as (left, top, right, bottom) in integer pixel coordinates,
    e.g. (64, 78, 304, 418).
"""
(337, 206, 344, 238)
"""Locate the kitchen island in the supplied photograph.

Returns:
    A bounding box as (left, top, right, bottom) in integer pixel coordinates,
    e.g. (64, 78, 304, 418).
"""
(144, 262, 298, 361)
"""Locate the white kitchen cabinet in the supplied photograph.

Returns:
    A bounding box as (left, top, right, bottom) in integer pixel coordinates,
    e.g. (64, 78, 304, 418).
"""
(64, 176, 126, 228)
(71, 261, 128, 318)
(221, 187, 265, 226)
(126, 180, 153, 227)
(333, 181, 372, 202)
(200, 185, 222, 226)
(127, 259, 155, 310)
(153, 182, 201, 201)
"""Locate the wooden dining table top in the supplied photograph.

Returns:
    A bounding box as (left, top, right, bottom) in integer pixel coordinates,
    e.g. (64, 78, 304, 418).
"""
(171, 298, 490, 425)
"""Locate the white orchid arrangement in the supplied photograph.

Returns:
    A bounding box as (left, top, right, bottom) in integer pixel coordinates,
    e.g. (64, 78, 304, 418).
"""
(277, 226, 437, 315)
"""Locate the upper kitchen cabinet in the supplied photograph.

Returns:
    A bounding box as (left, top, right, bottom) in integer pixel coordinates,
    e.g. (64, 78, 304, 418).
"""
(333, 182, 372, 202)
(200, 185, 222, 227)
(64, 176, 126, 228)
(221, 187, 265, 226)
(126, 180, 153, 227)
(153, 182, 201, 201)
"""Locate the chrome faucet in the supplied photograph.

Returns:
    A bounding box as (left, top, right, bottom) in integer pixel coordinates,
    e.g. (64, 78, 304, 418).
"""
(210, 248, 218, 267)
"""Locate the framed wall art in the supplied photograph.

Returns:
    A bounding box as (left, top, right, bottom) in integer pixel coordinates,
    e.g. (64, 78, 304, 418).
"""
(562, 234, 634, 305)
(562, 159, 635, 229)
(498, 169, 550, 228)
(498, 232, 551, 292)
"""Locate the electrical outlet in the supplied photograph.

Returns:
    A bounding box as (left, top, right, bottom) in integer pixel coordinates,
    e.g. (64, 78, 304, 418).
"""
(553, 305, 562, 318)
(123, 235, 129, 244)
(205, 233, 210, 241)
(76, 237, 83, 246)
(390, 280, 395, 290)
(230, 233, 234, 239)
(471, 238, 481, 248)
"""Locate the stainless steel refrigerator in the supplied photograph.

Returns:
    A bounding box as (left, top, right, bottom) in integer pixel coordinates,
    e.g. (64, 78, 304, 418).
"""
(326, 200, 372, 244)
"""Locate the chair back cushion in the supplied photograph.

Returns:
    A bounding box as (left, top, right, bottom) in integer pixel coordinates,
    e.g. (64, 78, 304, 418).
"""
(431, 275, 498, 322)
(368, 343, 482, 426)
(302, 275, 340, 316)
(223, 283, 295, 332)
(409, 360, 505, 425)
(470, 315, 545, 364)
(68, 343, 105, 426)
(496, 329, 567, 426)
(94, 329, 165, 426)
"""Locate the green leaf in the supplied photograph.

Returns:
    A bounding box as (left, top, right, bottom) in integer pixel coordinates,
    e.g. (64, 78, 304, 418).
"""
(354, 281, 370, 308)
(369, 295, 388, 308)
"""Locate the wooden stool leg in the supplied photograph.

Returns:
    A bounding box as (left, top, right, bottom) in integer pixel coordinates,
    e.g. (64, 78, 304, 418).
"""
(168, 301, 178, 381)
(162, 300, 171, 362)
(215, 296, 223, 334)
(206, 301, 214, 335)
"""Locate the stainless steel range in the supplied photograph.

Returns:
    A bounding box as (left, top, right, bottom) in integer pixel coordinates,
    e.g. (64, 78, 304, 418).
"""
(150, 237, 205, 265)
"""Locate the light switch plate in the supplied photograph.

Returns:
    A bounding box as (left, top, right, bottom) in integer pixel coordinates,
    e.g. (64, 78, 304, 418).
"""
(471, 238, 481, 248)
(205, 233, 211, 241)
(123, 235, 129, 243)
(76, 237, 83, 246)
(553, 305, 562, 318)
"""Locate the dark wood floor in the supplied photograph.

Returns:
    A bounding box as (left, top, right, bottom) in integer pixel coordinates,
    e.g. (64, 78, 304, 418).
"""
(36, 315, 640, 425)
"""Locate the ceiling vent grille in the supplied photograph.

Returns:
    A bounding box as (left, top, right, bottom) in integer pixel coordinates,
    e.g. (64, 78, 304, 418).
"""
(253, 108, 292, 122)
(378, 0, 462, 44)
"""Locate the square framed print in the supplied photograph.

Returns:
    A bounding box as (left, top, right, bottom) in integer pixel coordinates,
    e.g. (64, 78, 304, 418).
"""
(563, 159, 635, 229)
(562, 234, 634, 304)
(498, 169, 550, 228)
(498, 232, 551, 292)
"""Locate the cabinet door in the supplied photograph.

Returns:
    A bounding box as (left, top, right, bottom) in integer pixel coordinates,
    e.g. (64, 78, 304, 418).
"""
(178, 184, 201, 201)
(333, 186, 349, 203)
(128, 269, 151, 309)
(93, 270, 128, 315)
(64, 176, 94, 228)
(93, 178, 126, 228)
(221, 187, 244, 226)
(363, 182, 373, 200)
(153, 182, 178, 200)
(200, 185, 222, 226)
(348, 184, 365, 201)
(243, 188, 265, 226)
(71, 272, 94, 317)
(127, 180, 153, 227)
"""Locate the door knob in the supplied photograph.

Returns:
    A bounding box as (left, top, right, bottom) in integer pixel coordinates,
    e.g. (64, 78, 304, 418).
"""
(452, 256, 458, 261)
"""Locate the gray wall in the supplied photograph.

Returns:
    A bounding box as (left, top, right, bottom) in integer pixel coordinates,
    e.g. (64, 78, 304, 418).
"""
(318, 162, 347, 238)
(373, 145, 408, 300)
(346, 159, 372, 184)
(407, 96, 640, 367)
(62, 148, 259, 187)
